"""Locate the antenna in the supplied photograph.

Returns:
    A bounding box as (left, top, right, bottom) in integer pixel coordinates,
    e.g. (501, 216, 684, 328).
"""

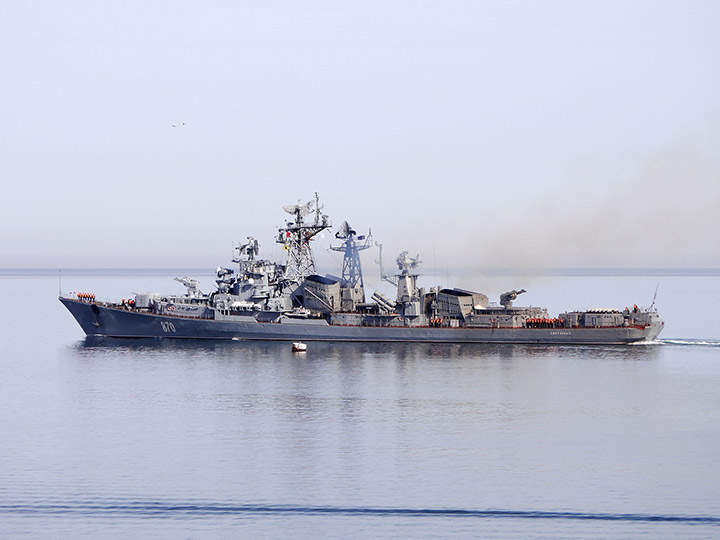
(58, 269, 62, 297)
(314, 191, 323, 225)
(433, 241, 437, 291)
(375, 241, 398, 286)
(649, 283, 659, 312)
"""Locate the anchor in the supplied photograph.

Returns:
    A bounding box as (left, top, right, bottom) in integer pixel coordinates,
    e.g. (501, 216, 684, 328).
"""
(91, 304, 101, 328)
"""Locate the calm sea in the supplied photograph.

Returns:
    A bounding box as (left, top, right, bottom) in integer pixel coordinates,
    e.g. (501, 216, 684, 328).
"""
(1, 270, 719, 539)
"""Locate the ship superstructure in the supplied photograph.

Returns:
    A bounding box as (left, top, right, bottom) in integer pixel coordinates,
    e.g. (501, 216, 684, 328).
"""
(60, 194, 664, 344)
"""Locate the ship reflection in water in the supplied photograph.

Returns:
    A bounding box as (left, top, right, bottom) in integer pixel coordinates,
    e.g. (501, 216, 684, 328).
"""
(72, 336, 663, 362)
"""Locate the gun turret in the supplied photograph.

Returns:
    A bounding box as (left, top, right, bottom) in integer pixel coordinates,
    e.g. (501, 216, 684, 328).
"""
(500, 288, 526, 308)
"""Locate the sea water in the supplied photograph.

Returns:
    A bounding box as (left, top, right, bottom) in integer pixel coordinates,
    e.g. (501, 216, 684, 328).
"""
(0, 270, 719, 539)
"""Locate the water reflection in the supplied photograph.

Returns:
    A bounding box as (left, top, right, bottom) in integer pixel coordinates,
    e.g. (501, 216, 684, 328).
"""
(70, 336, 663, 363)
(63, 337, 664, 427)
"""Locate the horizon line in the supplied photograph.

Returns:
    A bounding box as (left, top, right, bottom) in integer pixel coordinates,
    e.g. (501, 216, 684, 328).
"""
(2, 267, 720, 277)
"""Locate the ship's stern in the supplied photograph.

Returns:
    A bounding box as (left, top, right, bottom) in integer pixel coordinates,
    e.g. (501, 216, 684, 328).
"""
(641, 311, 665, 342)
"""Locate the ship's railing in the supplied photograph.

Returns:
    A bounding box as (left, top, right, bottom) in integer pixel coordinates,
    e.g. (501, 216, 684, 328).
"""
(61, 294, 214, 320)
(62, 292, 116, 305)
(155, 311, 215, 320)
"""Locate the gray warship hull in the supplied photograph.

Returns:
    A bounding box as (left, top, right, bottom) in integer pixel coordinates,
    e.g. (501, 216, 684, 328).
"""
(60, 298, 664, 345)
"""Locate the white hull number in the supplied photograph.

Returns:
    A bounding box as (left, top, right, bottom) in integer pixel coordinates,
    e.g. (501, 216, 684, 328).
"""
(160, 321, 176, 333)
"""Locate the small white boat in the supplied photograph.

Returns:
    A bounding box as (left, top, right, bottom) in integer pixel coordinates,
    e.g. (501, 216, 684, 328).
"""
(292, 342, 307, 352)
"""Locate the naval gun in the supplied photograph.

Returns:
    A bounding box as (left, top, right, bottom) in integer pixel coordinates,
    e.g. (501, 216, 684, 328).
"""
(500, 288, 526, 308)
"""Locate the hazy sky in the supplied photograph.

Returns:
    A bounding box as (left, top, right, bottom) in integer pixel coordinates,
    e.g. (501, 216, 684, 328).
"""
(2, 0, 719, 269)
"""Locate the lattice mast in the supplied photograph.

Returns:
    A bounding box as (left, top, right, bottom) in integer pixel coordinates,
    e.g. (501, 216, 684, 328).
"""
(277, 192, 331, 285)
(330, 221, 372, 290)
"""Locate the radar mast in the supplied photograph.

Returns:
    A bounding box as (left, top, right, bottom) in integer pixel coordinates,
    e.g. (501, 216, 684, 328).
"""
(330, 221, 372, 289)
(277, 192, 330, 286)
(331, 221, 371, 310)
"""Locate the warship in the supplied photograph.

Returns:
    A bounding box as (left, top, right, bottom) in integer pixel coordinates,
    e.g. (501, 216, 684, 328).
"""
(60, 193, 664, 344)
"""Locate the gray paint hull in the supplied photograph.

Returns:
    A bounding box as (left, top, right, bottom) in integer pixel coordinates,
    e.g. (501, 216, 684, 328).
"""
(61, 298, 664, 344)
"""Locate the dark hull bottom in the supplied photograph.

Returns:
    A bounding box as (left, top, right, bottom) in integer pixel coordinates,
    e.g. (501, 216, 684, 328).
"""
(60, 299, 664, 345)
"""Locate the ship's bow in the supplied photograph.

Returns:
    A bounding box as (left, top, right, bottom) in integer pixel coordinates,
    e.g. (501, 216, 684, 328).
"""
(59, 297, 104, 336)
